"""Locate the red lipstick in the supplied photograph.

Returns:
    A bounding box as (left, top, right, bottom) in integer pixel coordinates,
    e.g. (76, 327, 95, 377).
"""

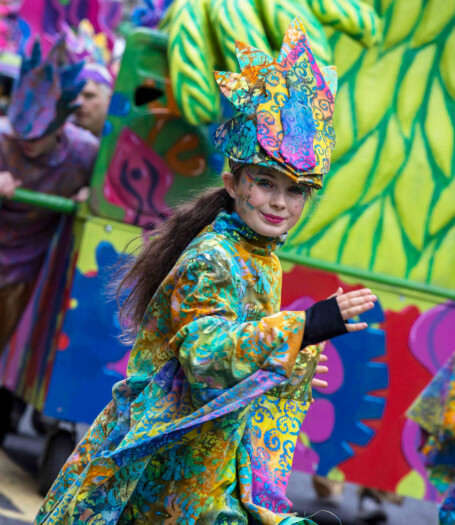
(262, 213, 285, 224)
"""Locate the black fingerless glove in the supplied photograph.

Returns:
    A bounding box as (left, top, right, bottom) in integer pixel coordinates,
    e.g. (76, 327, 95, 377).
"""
(301, 297, 348, 347)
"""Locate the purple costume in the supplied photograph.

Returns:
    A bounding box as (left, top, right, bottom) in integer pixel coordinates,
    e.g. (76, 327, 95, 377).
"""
(0, 39, 99, 289)
(0, 118, 98, 288)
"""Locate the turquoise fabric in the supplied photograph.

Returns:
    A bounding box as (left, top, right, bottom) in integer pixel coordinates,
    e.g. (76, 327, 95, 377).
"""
(35, 211, 318, 525)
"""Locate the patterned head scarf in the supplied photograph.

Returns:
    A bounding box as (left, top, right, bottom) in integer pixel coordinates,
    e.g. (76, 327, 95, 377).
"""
(214, 17, 337, 189)
(7, 39, 85, 140)
(77, 63, 114, 90)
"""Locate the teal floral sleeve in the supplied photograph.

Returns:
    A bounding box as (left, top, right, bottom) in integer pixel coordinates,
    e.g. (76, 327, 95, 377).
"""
(170, 252, 306, 394)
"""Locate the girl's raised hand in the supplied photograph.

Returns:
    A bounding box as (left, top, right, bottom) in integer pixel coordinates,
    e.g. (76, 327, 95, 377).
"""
(332, 287, 377, 333)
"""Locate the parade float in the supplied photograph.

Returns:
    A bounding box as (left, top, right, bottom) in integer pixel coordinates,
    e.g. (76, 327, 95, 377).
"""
(0, 0, 454, 505)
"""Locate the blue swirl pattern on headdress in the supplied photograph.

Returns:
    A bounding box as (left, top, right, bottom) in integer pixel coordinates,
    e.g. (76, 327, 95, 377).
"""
(214, 17, 337, 188)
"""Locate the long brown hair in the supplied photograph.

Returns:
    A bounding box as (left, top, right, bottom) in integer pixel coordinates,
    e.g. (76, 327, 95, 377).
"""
(117, 185, 235, 333)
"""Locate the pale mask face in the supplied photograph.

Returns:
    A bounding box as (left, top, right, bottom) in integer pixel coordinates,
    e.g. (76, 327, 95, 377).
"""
(223, 165, 310, 237)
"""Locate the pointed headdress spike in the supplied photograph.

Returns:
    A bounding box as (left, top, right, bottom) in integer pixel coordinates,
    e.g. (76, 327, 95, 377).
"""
(214, 17, 337, 188)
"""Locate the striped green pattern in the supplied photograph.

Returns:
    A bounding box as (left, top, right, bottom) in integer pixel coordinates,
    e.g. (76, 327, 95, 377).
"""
(161, 0, 381, 123)
(285, 0, 455, 290)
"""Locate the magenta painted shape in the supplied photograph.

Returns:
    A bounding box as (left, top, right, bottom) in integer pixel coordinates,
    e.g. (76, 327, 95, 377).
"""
(304, 398, 335, 443)
(401, 419, 442, 501)
(282, 295, 314, 311)
(314, 340, 344, 395)
(291, 436, 319, 473)
(409, 303, 455, 375)
(104, 127, 173, 227)
(106, 349, 131, 378)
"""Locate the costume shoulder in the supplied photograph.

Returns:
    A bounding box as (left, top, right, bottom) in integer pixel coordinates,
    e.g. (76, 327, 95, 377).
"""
(63, 121, 99, 164)
(174, 225, 235, 280)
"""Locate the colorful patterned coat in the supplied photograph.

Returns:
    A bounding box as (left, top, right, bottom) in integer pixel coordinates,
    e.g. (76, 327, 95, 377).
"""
(35, 211, 320, 525)
(407, 352, 455, 525)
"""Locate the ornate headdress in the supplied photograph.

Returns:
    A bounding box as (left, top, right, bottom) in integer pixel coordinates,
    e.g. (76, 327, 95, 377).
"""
(63, 20, 116, 90)
(214, 17, 337, 189)
(7, 39, 85, 140)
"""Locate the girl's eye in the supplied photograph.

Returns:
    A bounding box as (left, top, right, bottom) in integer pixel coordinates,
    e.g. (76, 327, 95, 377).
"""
(256, 178, 273, 188)
(289, 186, 306, 195)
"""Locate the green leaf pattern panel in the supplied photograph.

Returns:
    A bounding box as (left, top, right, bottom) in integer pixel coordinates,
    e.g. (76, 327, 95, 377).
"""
(284, 0, 455, 290)
(160, 0, 381, 125)
(142, 0, 453, 289)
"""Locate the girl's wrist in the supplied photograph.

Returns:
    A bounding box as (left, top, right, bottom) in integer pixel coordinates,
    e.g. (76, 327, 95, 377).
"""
(301, 297, 348, 347)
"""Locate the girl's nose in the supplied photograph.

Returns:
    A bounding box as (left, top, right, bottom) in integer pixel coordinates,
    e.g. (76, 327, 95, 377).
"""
(270, 190, 286, 209)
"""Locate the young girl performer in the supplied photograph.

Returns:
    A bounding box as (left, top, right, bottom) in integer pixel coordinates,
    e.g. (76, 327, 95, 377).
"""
(35, 17, 377, 525)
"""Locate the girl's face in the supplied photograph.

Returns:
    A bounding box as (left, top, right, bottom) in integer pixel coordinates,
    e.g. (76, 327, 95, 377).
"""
(223, 165, 310, 237)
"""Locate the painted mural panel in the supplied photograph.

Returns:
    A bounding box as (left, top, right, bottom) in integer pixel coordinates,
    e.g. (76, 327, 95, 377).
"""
(1, 0, 453, 509)
(280, 264, 453, 501)
(44, 217, 136, 423)
(89, 28, 223, 227)
(282, 1, 455, 291)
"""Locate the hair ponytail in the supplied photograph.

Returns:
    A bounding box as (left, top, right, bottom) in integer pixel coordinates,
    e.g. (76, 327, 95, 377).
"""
(117, 186, 234, 334)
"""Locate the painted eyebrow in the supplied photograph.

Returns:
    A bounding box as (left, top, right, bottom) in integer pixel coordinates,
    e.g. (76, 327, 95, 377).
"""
(255, 172, 276, 179)
(245, 169, 275, 180)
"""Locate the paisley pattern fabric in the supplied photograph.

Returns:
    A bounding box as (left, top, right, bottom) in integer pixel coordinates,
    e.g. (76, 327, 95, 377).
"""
(214, 17, 337, 189)
(35, 211, 320, 525)
(407, 352, 455, 525)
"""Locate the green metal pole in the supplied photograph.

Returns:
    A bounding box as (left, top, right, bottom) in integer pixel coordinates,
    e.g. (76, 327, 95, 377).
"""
(278, 250, 455, 302)
(8, 188, 78, 214)
(6, 187, 453, 301)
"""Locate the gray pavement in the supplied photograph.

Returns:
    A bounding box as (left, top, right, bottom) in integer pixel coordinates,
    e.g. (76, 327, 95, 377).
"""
(0, 408, 45, 525)
(0, 447, 43, 525)
(287, 471, 439, 525)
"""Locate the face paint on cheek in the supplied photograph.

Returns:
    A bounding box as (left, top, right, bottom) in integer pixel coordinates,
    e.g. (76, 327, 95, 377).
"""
(236, 189, 255, 210)
(293, 190, 307, 204)
(239, 173, 254, 192)
(296, 199, 306, 212)
(237, 188, 249, 202)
